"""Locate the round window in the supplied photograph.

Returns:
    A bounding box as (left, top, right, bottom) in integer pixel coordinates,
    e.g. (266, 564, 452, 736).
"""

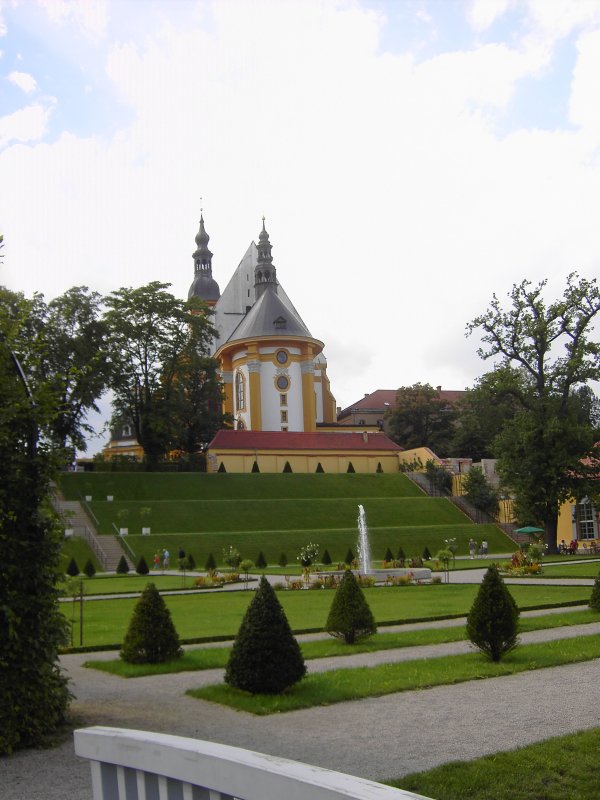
(276, 375, 289, 391)
(276, 350, 288, 364)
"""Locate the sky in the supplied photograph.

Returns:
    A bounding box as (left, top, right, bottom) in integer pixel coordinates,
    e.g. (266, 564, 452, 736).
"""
(1, 0, 600, 454)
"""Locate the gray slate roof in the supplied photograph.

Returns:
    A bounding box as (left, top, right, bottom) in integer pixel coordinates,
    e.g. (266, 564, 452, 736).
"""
(224, 285, 314, 343)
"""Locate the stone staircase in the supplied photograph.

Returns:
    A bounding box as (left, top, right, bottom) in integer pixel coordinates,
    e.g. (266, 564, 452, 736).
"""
(52, 490, 133, 572)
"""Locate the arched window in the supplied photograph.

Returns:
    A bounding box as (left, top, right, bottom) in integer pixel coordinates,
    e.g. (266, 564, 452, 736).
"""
(235, 371, 246, 411)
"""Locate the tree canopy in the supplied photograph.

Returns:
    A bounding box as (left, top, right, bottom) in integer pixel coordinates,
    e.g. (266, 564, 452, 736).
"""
(468, 274, 600, 551)
(387, 383, 456, 455)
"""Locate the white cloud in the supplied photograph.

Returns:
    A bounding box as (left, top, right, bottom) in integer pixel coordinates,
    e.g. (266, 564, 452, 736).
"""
(569, 28, 600, 134)
(8, 69, 38, 94)
(37, 0, 108, 39)
(468, 0, 512, 32)
(0, 100, 54, 147)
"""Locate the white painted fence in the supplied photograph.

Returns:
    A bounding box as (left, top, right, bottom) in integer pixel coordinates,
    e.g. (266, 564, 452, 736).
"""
(74, 727, 433, 800)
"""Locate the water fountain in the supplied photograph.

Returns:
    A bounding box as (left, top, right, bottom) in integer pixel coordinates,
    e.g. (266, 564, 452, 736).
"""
(357, 504, 372, 575)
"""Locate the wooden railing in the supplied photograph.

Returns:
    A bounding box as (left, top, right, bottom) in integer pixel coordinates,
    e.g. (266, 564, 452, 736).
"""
(74, 726, 433, 800)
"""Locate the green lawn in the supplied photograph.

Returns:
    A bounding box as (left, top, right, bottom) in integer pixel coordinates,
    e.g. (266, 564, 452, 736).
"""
(390, 727, 600, 799)
(62, 582, 591, 650)
(188, 634, 600, 714)
(85, 607, 600, 677)
(539, 561, 600, 579)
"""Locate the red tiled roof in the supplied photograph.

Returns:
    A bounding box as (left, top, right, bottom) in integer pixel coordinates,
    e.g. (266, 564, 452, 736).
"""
(338, 388, 466, 417)
(208, 429, 402, 452)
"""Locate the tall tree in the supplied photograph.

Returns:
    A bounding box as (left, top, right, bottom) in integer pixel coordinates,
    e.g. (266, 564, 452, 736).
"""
(468, 273, 600, 551)
(0, 288, 70, 754)
(105, 282, 223, 468)
(387, 382, 456, 455)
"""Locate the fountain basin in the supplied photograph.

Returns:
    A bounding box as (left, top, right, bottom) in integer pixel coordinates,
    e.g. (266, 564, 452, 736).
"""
(314, 567, 432, 584)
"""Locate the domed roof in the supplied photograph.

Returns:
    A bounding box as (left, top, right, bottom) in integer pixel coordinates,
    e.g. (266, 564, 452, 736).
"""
(188, 273, 221, 302)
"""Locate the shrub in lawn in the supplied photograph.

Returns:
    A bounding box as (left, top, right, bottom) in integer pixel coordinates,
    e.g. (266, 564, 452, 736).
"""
(136, 555, 149, 575)
(205, 552, 216, 571)
(589, 571, 600, 611)
(397, 546, 405, 563)
(120, 583, 182, 664)
(225, 576, 306, 694)
(325, 569, 377, 644)
(466, 564, 519, 662)
(278, 552, 288, 567)
(422, 546, 432, 560)
(256, 551, 267, 568)
(66, 557, 80, 577)
(83, 558, 96, 578)
(384, 547, 394, 562)
(344, 548, 355, 565)
(322, 549, 332, 565)
(116, 555, 129, 574)
(186, 553, 196, 570)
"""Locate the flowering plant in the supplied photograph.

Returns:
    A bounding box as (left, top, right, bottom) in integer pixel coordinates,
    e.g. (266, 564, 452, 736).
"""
(297, 542, 320, 567)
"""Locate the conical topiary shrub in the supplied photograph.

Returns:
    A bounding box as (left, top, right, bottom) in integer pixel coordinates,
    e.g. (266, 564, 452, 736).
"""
(589, 571, 600, 611)
(422, 546, 432, 561)
(344, 548, 354, 565)
(322, 548, 332, 566)
(66, 557, 80, 577)
(256, 551, 267, 568)
(225, 576, 306, 694)
(384, 547, 394, 562)
(205, 552, 216, 571)
(325, 570, 377, 644)
(466, 564, 519, 662)
(83, 558, 96, 578)
(116, 555, 129, 574)
(136, 555, 149, 575)
(397, 546, 405, 563)
(186, 553, 196, 570)
(278, 552, 288, 567)
(120, 583, 182, 664)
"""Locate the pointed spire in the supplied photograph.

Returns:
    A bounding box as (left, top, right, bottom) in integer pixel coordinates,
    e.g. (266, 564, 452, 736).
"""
(193, 212, 213, 273)
(255, 217, 277, 300)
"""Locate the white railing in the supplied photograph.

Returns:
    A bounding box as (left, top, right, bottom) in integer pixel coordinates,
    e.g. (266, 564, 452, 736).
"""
(74, 727, 433, 800)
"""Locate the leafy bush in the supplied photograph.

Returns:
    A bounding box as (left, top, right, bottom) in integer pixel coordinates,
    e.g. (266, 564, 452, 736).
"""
(225, 576, 306, 694)
(120, 583, 182, 664)
(136, 555, 149, 575)
(325, 570, 377, 644)
(116, 555, 129, 574)
(589, 571, 600, 611)
(222, 545, 241, 569)
(466, 564, 519, 662)
(66, 557, 80, 577)
(83, 558, 96, 578)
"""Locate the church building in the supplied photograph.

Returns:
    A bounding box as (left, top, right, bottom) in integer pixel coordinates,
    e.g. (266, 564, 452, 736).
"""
(189, 214, 403, 473)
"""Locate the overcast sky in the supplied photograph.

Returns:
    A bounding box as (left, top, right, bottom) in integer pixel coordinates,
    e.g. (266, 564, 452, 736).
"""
(1, 0, 600, 454)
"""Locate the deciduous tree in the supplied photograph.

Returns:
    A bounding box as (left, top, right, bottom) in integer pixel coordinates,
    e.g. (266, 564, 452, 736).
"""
(387, 383, 456, 455)
(468, 274, 600, 551)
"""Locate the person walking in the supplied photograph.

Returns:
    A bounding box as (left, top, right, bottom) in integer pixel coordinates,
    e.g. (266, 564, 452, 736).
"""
(481, 540, 488, 556)
(469, 538, 476, 559)
(153, 551, 160, 571)
(163, 548, 170, 570)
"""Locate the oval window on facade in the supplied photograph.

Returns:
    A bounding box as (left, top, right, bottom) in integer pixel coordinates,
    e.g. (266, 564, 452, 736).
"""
(276, 349, 288, 364)
(276, 375, 289, 391)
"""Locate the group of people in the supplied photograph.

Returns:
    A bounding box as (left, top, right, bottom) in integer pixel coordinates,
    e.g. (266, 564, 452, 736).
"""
(468, 538, 488, 559)
(153, 549, 170, 571)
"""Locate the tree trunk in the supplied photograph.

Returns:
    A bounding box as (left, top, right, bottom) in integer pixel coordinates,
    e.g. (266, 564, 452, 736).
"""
(545, 510, 559, 555)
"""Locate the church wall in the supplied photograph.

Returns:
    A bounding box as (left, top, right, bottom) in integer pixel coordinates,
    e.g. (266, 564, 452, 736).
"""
(207, 448, 401, 474)
(258, 347, 304, 431)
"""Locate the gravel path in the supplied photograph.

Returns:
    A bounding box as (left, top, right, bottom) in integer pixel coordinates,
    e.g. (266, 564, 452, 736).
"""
(4, 612, 600, 799)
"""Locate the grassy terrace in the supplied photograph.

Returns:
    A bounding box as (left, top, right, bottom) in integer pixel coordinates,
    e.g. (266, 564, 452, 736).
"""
(58, 472, 515, 566)
(62, 582, 591, 650)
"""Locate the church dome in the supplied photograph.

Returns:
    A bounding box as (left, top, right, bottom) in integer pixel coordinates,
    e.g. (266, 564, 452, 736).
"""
(188, 273, 220, 302)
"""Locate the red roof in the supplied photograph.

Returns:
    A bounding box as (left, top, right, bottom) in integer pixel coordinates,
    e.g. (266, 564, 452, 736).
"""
(208, 429, 402, 452)
(338, 388, 466, 418)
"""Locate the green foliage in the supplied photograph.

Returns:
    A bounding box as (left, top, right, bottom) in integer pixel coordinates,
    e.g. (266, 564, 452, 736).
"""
(136, 555, 149, 575)
(325, 570, 377, 644)
(278, 552, 288, 567)
(589, 572, 600, 612)
(0, 292, 70, 752)
(347, 462, 355, 473)
(66, 557, 80, 576)
(83, 558, 96, 578)
(255, 551, 267, 568)
(384, 547, 394, 562)
(120, 583, 182, 664)
(205, 552, 216, 571)
(344, 548, 354, 565)
(283, 461, 292, 473)
(397, 546, 406, 562)
(422, 546, 431, 560)
(116, 555, 129, 574)
(105, 282, 224, 468)
(469, 274, 600, 551)
(315, 462, 324, 473)
(186, 553, 195, 570)
(462, 467, 499, 517)
(222, 545, 241, 569)
(466, 565, 519, 662)
(322, 548, 332, 565)
(425, 460, 453, 494)
(387, 383, 456, 455)
(225, 576, 306, 694)
(251, 460, 260, 473)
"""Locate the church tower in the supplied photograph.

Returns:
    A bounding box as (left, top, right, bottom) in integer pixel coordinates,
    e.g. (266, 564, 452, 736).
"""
(188, 213, 220, 306)
(214, 219, 330, 432)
